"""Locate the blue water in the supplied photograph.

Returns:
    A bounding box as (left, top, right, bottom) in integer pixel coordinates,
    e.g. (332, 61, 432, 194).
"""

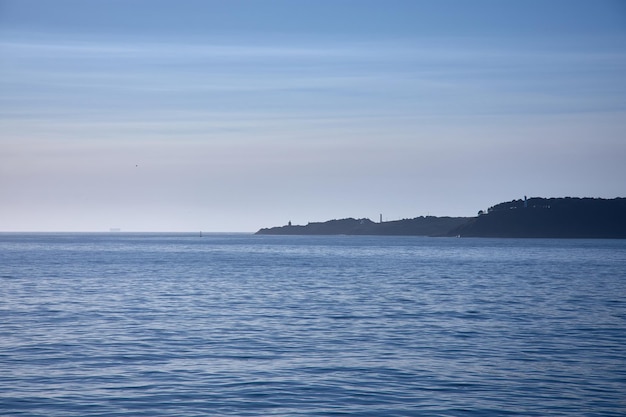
(1, 233, 625, 416)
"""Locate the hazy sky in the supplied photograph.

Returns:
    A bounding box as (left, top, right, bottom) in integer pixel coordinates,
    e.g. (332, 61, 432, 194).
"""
(2, 0, 625, 232)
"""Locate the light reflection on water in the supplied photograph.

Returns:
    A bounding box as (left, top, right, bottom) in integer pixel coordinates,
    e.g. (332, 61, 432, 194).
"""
(1, 233, 625, 416)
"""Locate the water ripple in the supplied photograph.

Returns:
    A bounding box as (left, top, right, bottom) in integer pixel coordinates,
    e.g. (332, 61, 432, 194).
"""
(1, 234, 625, 416)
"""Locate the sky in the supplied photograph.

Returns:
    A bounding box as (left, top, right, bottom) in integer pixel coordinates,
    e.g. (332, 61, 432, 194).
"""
(1, 0, 625, 232)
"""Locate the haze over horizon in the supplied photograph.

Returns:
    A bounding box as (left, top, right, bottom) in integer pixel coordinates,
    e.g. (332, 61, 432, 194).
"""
(2, 0, 625, 232)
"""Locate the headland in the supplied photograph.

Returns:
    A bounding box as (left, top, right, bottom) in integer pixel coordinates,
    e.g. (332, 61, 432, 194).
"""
(255, 197, 626, 238)
(256, 216, 469, 237)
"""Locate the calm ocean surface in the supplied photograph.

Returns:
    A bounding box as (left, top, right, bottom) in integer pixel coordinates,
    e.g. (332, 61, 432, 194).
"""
(1, 233, 625, 416)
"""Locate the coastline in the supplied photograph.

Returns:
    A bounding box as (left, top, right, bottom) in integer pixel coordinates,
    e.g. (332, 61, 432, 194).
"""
(256, 197, 626, 239)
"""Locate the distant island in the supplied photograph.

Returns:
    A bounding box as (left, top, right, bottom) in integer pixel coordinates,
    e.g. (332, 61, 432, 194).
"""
(255, 197, 626, 239)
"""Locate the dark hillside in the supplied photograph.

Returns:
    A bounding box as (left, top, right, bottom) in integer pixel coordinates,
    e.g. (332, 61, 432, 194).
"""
(450, 197, 626, 238)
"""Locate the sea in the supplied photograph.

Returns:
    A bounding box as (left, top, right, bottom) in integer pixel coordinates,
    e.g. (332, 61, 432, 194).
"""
(1, 233, 625, 416)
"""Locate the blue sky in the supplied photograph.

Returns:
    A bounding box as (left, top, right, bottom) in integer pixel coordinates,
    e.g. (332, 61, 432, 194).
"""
(1, 0, 625, 231)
